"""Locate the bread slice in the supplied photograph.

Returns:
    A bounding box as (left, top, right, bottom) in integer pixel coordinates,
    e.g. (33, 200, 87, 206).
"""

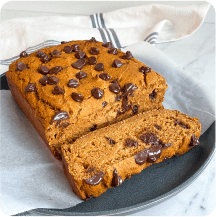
(6, 38, 167, 159)
(61, 109, 201, 200)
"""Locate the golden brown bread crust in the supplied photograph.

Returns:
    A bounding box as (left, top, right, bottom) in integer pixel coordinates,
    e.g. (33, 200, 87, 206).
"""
(61, 109, 201, 200)
(6, 38, 167, 159)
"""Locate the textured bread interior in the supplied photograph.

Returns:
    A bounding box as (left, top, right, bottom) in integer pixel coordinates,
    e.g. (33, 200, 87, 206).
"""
(61, 109, 201, 199)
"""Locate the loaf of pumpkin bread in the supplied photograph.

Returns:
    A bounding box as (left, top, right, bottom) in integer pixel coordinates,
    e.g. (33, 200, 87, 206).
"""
(61, 109, 201, 200)
(6, 37, 167, 159)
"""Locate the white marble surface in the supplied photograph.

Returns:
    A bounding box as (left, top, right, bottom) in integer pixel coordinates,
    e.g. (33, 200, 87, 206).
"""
(1, 1, 215, 216)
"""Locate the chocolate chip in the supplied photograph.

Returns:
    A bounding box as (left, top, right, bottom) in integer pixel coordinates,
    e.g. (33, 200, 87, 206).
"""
(121, 51, 133, 59)
(90, 124, 97, 131)
(147, 146, 162, 163)
(122, 83, 138, 97)
(189, 134, 200, 146)
(20, 51, 29, 58)
(16, 62, 27, 71)
(38, 65, 49, 75)
(139, 133, 161, 146)
(51, 111, 69, 125)
(88, 56, 97, 65)
(63, 46, 73, 54)
(174, 120, 189, 129)
(125, 138, 138, 147)
(102, 42, 112, 48)
(72, 58, 86, 69)
(76, 71, 87, 79)
(84, 172, 104, 185)
(121, 95, 132, 113)
(139, 66, 151, 74)
(51, 49, 61, 56)
(59, 123, 70, 129)
(67, 79, 79, 88)
(49, 66, 63, 75)
(75, 51, 86, 59)
(71, 92, 84, 102)
(108, 48, 118, 55)
(25, 83, 36, 92)
(112, 59, 123, 68)
(36, 50, 47, 58)
(40, 55, 50, 63)
(112, 168, 123, 187)
(94, 63, 104, 71)
(109, 83, 121, 94)
(52, 85, 65, 95)
(132, 105, 139, 115)
(39, 75, 48, 85)
(89, 37, 97, 43)
(154, 125, 161, 130)
(47, 76, 59, 85)
(134, 150, 148, 165)
(90, 47, 99, 55)
(105, 137, 116, 144)
(72, 44, 80, 52)
(99, 73, 111, 81)
(102, 101, 108, 107)
(61, 41, 68, 44)
(149, 89, 157, 99)
(91, 88, 104, 99)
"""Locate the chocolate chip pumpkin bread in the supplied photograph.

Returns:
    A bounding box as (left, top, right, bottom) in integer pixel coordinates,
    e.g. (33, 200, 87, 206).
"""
(61, 109, 201, 200)
(6, 37, 167, 159)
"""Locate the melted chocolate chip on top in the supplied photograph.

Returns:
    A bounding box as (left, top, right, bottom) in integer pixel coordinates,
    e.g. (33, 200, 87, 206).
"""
(72, 58, 86, 69)
(51, 111, 69, 125)
(20, 51, 29, 58)
(108, 48, 118, 55)
(76, 71, 87, 79)
(112, 59, 123, 68)
(99, 73, 111, 81)
(84, 172, 104, 185)
(25, 83, 36, 92)
(16, 62, 27, 71)
(90, 47, 99, 55)
(109, 83, 121, 94)
(49, 66, 63, 75)
(88, 56, 97, 65)
(52, 85, 65, 95)
(91, 88, 104, 99)
(134, 150, 148, 165)
(38, 65, 49, 75)
(121, 51, 133, 59)
(102, 42, 112, 48)
(75, 51, 86, 59)
(67, 79, 79, 88)
(63, 46, 73, 54)
(51, 49, 61, 56)
(71, 92, 84, 102)
(72, 44, 80, 52)
(112, 168, 123, 187)
(189, 134, 200, 146)
(94, 63, 104, 71)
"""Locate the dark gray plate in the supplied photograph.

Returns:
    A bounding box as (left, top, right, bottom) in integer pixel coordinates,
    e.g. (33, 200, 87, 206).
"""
(1, 74, 214, 216)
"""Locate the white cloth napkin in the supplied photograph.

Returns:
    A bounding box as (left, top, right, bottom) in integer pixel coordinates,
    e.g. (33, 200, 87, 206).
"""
(1, 41, 215, 215)
(0, 3, 210, 68)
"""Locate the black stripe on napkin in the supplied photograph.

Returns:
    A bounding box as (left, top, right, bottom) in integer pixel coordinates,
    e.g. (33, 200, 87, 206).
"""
(148, 37, 158, 44)
(109, 29, 121, 49)
(90, 14, 97, 28)
(99, 13, 106, 28)
(98, 29, 107, 43)
(144, 32, 159, 42)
